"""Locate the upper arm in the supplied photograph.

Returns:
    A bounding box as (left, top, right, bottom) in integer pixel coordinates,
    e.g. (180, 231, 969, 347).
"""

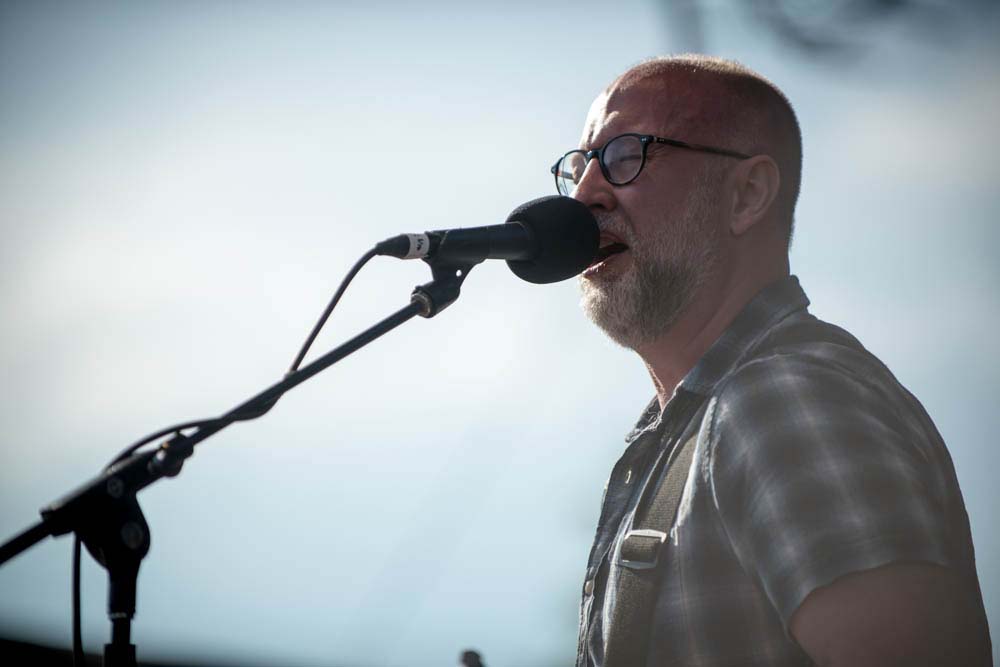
(789, 561, 990, 667)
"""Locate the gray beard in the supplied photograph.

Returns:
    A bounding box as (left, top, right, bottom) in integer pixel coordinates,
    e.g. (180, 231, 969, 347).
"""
(579, 176, 720, 350)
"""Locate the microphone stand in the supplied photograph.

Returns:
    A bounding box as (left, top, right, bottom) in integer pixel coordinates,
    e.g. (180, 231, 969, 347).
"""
(0, 256, 477, 667)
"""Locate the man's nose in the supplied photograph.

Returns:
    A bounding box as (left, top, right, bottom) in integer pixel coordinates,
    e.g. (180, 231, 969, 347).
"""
(572, 157, 616, 212)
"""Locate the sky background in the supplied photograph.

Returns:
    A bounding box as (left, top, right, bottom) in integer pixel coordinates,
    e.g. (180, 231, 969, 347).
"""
(1, 1, 998, 665)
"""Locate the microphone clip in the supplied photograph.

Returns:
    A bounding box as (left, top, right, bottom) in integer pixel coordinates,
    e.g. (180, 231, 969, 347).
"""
(410, 257, 477, 318)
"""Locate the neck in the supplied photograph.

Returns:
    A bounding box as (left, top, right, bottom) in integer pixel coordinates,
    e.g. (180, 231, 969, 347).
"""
(635, 259, 789, 410)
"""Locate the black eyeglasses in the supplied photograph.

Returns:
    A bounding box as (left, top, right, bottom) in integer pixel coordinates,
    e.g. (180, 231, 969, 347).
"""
(550, 133, 751, 196)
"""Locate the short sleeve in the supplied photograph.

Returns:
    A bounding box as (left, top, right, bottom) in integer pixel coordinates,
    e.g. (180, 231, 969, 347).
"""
(706, 348, 952, 628)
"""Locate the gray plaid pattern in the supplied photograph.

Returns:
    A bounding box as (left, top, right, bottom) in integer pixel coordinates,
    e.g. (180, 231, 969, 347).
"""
(580, 276, 987, 666)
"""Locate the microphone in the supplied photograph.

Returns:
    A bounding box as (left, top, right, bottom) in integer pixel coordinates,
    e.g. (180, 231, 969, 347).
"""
(374, 195, 599, 284)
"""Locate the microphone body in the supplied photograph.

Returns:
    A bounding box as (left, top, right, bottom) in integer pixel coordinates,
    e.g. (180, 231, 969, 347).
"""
(375, 223, 535, 263)
(374, 196, 599, 284)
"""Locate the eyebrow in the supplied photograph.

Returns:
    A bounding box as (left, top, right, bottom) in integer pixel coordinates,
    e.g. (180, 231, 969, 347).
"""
(583, 112, 621, 149)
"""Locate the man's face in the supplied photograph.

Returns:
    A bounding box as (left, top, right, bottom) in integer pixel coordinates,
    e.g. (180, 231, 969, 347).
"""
(573, 81, 725, 349)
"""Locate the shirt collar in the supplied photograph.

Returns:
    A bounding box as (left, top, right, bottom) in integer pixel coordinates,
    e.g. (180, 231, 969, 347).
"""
(625, 275, 809, 442)
(679, 274, 809, 396)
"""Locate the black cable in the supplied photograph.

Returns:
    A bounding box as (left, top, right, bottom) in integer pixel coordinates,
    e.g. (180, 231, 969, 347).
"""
(228, 246, 379, 422)
(107, 247, 378, 467)
(72, 535, 83, 667)
(287, 247, 377, 374)
(107, 419, 218, 468)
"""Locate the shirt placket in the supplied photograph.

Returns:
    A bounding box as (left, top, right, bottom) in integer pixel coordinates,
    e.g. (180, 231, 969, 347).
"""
(577, 424, 661, 666)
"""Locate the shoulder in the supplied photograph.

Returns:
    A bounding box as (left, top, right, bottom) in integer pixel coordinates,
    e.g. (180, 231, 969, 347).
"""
(706, 313, 946, 502)
(721, 313, 889, 405)
(709, 313, 921, 456)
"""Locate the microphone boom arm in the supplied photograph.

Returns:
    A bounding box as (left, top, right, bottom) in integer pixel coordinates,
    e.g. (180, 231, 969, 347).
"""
(0, 255, 478, 665)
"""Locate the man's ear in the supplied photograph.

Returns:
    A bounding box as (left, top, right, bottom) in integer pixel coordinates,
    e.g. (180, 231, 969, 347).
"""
(728, 155, 780, 237)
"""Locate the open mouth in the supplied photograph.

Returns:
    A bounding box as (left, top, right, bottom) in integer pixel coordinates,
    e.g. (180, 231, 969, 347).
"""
(594, 242, 629, 263)
(587, 234, 630, 270)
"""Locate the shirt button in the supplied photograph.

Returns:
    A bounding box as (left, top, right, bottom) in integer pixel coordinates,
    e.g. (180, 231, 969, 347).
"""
(584, 579, 595, 596)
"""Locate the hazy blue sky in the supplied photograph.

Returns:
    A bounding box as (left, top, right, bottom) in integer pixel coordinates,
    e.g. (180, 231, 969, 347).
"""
(1, 2, 997, 665)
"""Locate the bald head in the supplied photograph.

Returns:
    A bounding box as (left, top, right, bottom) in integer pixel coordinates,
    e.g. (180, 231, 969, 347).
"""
(609, 55, 802, 243)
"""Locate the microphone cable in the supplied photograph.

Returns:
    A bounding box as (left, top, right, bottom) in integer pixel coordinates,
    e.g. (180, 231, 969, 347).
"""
(286, 247, 377, 374)
(71, 246, 379, 667)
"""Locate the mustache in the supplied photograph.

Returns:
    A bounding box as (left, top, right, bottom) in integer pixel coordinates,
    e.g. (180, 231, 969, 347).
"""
(593, 213, 634, 245)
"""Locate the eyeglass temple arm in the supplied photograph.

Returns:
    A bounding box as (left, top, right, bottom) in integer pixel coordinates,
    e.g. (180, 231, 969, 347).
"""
(652, 137, 750, 160)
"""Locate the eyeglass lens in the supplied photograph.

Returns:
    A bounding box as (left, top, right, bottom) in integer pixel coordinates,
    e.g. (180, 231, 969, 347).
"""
(555, 134, 646, 195)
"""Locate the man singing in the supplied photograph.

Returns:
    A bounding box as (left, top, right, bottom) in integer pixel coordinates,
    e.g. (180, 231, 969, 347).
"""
(556, 55, 992, 666)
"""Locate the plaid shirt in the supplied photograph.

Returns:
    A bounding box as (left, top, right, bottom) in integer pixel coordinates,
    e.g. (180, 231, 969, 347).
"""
(579, 275, 989, 666)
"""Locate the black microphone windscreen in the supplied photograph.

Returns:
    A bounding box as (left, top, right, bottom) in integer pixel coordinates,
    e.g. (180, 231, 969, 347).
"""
(505, 196, 599, 284)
